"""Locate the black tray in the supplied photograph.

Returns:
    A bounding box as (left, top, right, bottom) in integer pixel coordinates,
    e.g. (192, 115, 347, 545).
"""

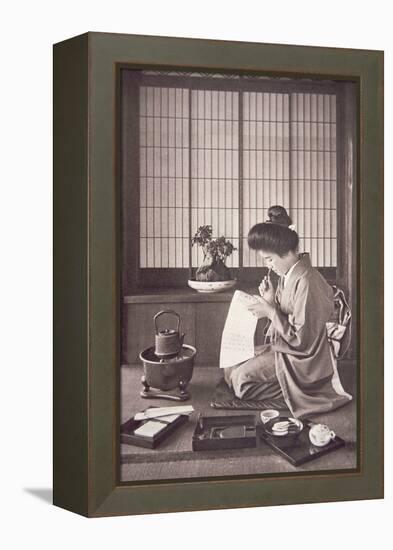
(120, 412, 189, 449)
(258, 419, 345, 466)
(192, 414, 257, 451)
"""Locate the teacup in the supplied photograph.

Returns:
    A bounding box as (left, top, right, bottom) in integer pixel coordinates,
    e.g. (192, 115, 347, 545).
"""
(309, 423, 336, 447)
(260, 409, 280, 424)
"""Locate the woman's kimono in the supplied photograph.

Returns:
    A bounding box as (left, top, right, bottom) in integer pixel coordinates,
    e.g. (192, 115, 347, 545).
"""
(229, 253, 352, 418)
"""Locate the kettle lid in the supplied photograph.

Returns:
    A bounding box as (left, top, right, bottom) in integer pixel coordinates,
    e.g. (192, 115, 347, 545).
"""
(158, 328, 177, 336)
(154, 309, 181, 335)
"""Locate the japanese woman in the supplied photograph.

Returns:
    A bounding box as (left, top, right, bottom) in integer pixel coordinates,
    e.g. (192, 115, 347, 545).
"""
(225, 205, 352, 418)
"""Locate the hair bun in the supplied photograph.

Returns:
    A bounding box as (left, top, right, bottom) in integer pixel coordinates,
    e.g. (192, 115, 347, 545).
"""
(267, 205, 292, 227)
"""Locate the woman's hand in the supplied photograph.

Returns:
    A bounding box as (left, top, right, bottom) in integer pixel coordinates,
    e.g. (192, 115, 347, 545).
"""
(248, 297, 276, 320)
(258, 270, 275, 305)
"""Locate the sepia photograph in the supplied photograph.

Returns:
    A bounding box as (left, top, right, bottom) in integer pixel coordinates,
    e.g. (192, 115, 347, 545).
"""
(119, 68, 358, 482)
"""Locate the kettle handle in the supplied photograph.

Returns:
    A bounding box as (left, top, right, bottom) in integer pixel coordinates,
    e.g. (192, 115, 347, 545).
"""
(154, 310, 181, 335)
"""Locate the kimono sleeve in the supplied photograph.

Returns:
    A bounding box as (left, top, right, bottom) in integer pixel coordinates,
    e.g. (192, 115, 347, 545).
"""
(270, 275, 332, 356)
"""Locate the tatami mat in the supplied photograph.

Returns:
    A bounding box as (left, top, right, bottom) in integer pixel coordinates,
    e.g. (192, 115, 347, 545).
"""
(120, 365, 357, 482)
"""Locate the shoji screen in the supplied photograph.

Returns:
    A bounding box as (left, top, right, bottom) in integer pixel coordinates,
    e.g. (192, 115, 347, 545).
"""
(191, 89, 240, 268)
(139, 86, 190, 268)
(138, 80, 337, 273)
(242, 92, 291, 267)
(243, 91, 337, 268)
(290, 93, 337, 267)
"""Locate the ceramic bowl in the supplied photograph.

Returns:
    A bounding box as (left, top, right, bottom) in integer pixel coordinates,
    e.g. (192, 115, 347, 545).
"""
(260, 409, 280, 424)
(187, 279, 237, 293)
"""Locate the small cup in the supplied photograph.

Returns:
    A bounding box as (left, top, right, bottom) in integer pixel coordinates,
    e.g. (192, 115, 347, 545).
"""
(260, 409, 279, 424)
(309, 424, 336, 447)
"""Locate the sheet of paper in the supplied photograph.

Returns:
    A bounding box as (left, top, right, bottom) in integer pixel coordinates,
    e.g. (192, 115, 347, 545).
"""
(134, 405, 194, 421)
(157, 414, 180, 423)
(219, 290, 259, 369)
(133, 421, 164, 437)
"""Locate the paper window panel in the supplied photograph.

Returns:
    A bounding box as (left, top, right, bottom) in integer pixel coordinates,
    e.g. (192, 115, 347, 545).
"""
(331, 239, 337, 267)
(139, 86, 190, 268)
(290, 93, 337, 267)
(242, 92, 291, 267)
(168, 239, 177, 268)
(190, 89, 240, 268)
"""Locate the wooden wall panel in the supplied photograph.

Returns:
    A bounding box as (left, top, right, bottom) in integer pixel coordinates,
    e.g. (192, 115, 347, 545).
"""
(123, 300, 273, 367)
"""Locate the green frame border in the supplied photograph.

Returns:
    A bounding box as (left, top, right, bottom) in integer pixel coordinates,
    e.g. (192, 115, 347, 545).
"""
(53, 32, 383, 517)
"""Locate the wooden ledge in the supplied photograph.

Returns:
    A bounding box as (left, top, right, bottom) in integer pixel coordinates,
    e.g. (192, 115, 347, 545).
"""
(124, 285, 259, 304)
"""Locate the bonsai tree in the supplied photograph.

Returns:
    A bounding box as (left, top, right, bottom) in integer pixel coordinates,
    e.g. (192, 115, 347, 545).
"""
(191, 225, 237, 282)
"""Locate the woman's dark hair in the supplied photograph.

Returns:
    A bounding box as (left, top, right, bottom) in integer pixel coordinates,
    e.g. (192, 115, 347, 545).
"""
(267, 205, 292, 226)
(247, 205, 299, 256)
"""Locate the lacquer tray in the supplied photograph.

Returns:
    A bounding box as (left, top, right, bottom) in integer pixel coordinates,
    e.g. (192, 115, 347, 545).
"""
(120, 412, 189, 449)
(259, 420, 345, 466)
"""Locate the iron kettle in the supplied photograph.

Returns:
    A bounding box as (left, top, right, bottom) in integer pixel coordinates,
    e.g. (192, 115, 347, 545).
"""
(154, 310, 185, 358)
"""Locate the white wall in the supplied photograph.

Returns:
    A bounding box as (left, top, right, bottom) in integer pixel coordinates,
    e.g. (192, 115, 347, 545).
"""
(1, 1, 391, 549)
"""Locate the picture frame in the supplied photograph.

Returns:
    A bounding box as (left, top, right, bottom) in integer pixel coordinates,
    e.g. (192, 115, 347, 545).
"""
(53, 32, 383, 517)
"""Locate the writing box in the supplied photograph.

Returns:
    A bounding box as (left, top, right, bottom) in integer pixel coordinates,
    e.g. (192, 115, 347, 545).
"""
(192, 414, 257, 451)
(121, 413, 189, 449)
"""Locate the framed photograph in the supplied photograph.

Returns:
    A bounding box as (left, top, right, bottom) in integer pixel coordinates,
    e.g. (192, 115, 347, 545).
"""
(53, 32, 383, 517)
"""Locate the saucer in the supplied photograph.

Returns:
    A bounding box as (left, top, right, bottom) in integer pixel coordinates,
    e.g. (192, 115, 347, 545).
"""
(264, 416, 303, 438)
